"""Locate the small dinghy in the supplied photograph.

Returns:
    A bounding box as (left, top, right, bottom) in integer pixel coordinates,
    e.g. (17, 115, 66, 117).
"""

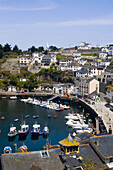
(14, 119, 19, 122)
(48, 114, 51, 118)
(25, 115, 30, 118)
(1, 97, 7, 99)
(1, 116, 5, 120)
(33, 115, 39, 119)
(53, 115, 57, 118)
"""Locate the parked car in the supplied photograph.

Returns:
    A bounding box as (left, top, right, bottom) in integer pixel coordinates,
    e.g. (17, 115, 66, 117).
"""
(105, 104, 110, 108)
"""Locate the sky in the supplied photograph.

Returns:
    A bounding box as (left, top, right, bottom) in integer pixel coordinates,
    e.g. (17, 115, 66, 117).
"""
(0, 0, 113, 50)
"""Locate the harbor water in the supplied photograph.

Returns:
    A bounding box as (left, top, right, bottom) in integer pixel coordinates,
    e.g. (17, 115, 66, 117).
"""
(0, 98, 89, 155)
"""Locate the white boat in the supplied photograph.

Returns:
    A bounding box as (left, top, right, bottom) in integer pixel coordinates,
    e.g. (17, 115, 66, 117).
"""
(18, 122, 29, 136)
(10, 96, 17, 100)
(31, 124, 42, 136)
(8, 126, 17, 137)
(14, 118, 19, 122)
(63, 105, 70, 110)
(65, 115, 78, 120)
(43, 126, 49, 136)
(75, 127, 92, 134)
(66, 119, 80, 127)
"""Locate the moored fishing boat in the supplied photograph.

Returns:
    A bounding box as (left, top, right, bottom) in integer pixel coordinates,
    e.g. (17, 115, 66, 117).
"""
(31, 124, 42, 136)
(18, 122, 29, 136)
(8, 126, 17, 138)
(3, 146, 12, 154)
(33, 115, 39, 119)
(10, 96, 17, 100)
(63, 105, 70, 110)
(43, 125, 49, 136)
(55, 107, 64, 111)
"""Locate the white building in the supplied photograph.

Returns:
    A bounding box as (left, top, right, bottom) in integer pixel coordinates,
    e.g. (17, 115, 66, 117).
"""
(79, 77, 99, 97)
(78, 60, 87, 65)
(73, 52, 81, 61)
(59, 58, 73, 66)
(19, 57, 31, 67)
(41, 55, 57, 66)
(8, 86, 16, 92)
(78, 42, 91, 50)
(67, 64, 82, 72)
(99, 52, 108, 59)
(75, 70, 93, 78)
(99, 61, 111, 67)
(31, 53, 56, 66)
(101, 47, 109, 53)
(108, 46, 113, 56)
(32, 52, 43, 64)
(87, 67, 105, 76)
(53, 83, 75, 95)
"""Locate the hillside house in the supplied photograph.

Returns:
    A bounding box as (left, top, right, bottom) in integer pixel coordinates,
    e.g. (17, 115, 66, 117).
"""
(19, 57, 31, 67)
(8, 86, 16, 92)
(109, 46, 113, 56)
(78, 77, 99, 97)
(53, 83, 74, 95)
(99, 52, 108, 59)
(78, 42, 91, 50)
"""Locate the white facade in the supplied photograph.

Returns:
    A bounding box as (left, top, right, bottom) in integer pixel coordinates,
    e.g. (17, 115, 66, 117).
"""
(79, 78, 99, 96)
(67, 64, 82, 72)
(32, 52, 43, 64)
(74, 55, 82, 61)
(101, 47, 109, 53)
(78, 42, 91, 50)
(99, 61, 110, 67)
(73, 52, 81, 61)
(78, 60, 87, 65)
(87, 67, 104, 76)
(59, 64, 82, 72)
(31, 53, 56, 66)
(8, 86, 16, 92)
(19, 57, 31, 66)
(108, 46, 113, 56)
(59, 59, 73, 66)
(99, 52, 108, 59)
(53, 84, 74, 95)
(76, 70, 93, 78)
(50, 54, 57, 63)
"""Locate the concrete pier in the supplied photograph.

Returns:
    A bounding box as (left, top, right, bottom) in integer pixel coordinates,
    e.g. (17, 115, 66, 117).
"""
(79, 99, 113, 133)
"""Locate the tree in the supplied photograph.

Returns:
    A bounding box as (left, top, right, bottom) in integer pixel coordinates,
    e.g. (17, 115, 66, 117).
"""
(43, 50, 48, 55)
(75, 46, 78, 50)
(0, 44, 3, 51)
(4, 43, 11, 52)
(28, 46, 37, 53)
(27, 74, 38, 90)
(49, 46, 58, 51)
(38, 46, 44, 52)
(0, 51, 3, 59)
(13, 45, 19, 52)
(9, 75, 18, 86)
(3, 77, 9, 87)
